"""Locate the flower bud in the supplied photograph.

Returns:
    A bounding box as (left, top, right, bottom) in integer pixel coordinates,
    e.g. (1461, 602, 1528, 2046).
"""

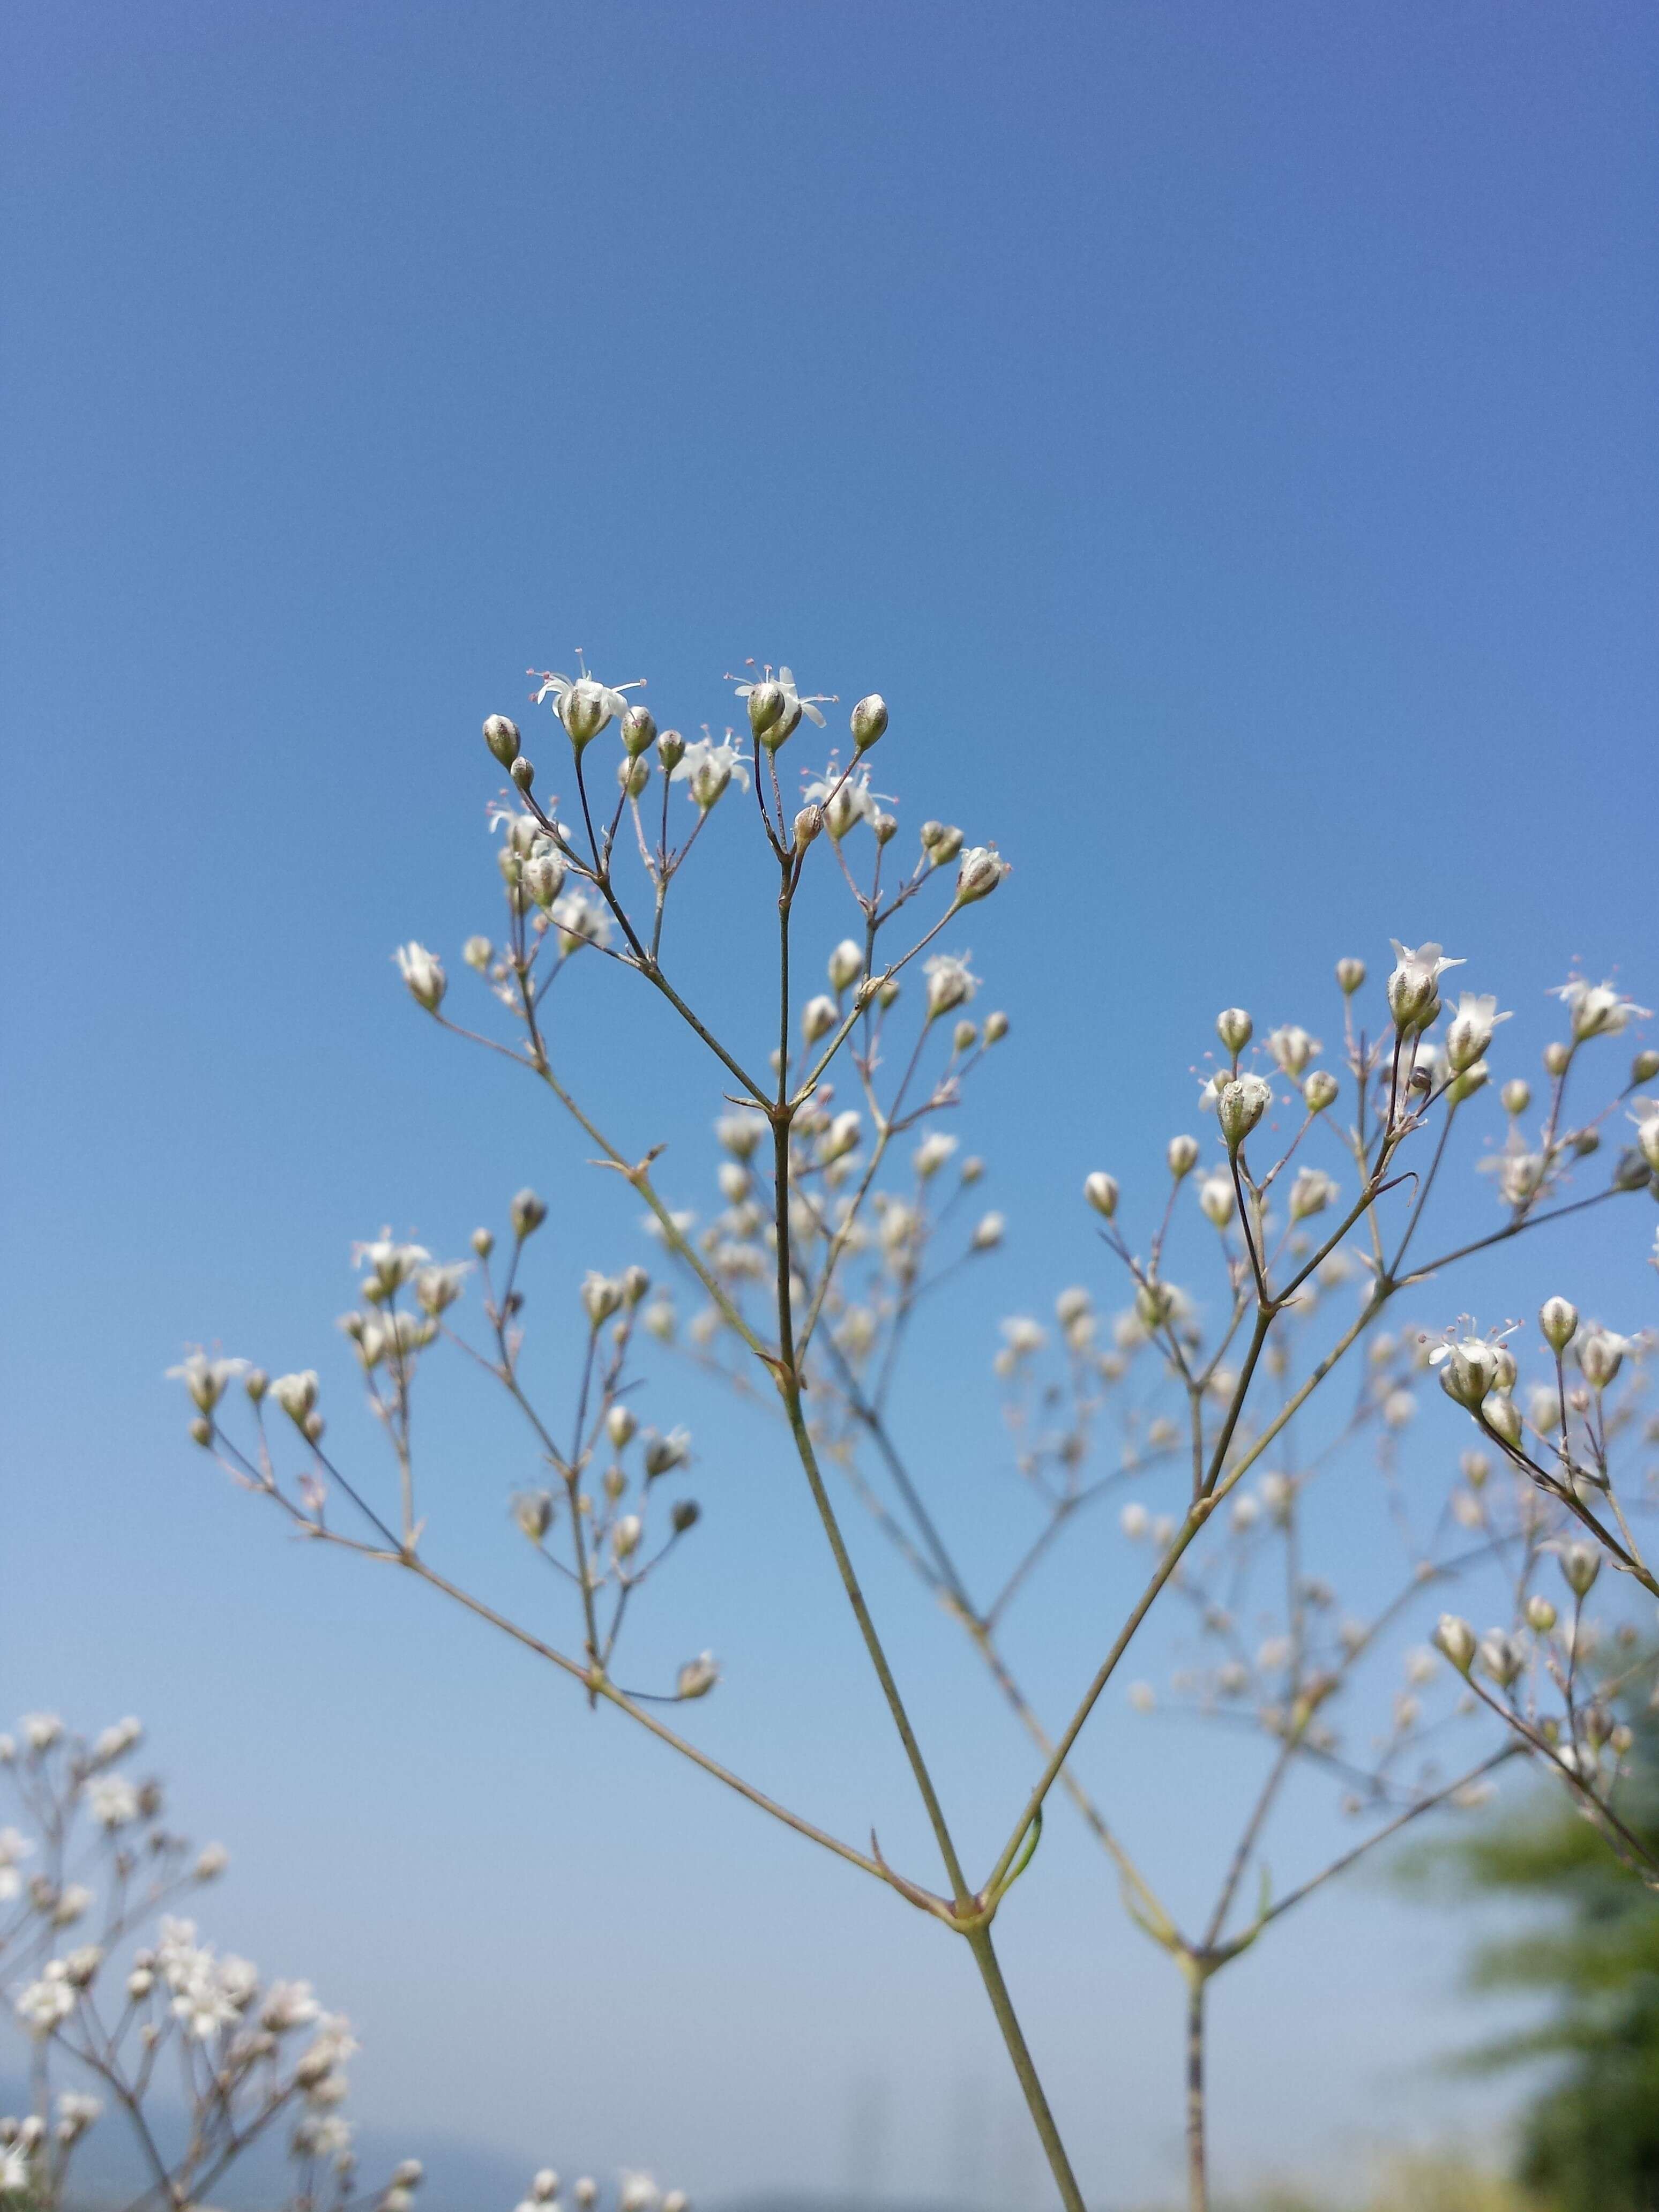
(484, 714, 521, 766)
(523, 853, 566, 908)
(850, 694, 888, 750)
(1433, 1614, 1476, 1673)
(470, 1227, 495, 1259)
(1302, 1068, 1339, 1114)
(1215, 1007, 1252, 1055)
(189, 1416, 213, 1447)
(1460, 1448, 1489, 1487)
(271, 1371, 319, 1427)
(1633, 1048, 1659, 1084)
(1336, 958, 1366, 995)
(612, 1513, 642, 1560)
(581, 1272, 623, 1327)
(971, 1211, 1005, 1251)
(1501, 1078, 1531, 1115)
(244, 1369, 268, 1404)
(1167, 1135, 1200, 1179)
(1543, 1040, 1571, 1077)
(510, 1189, 547, 1239)
(1199, 1174, 1235, 1228)
(802, 995, 837, 1045)
(1447, 1062, 1489, 1103)
(1526, 1594, 1557, 1632)
(744, 681, 787, 741)
(1560, 1541, 1601, 1597)
(827, 939, 863, 993)
(983, 1011, 1008, 1044)
(671, 1498, 700, 1535)
(1634, 1103, 1659, 1174)
(512, 759, 541, 801)
(793, 804, 824, 849)
(953, 1019, 977, 1053)
(656, 730, 685, 772)
(954, 845, 1008, 905)
(1539, 1297, 1579, 1353)
(621, 704, 656, 757)
(1481, 1392, 1522, 1447)
(513, 1491, 554, 1542)
(1084, 1171, 1119, 1219)
(1216, 1076, 1271, 1154)
(676, 1652, 719, 1699)
(618, 755, 650, 797)
(1478, 1630, 1523, 1688)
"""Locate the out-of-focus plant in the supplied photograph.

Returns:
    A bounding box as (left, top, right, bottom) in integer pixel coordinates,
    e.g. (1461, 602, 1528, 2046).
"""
(1401, 1672, 1659, 2212)
(0, 1713, 686, 2212)
(176, 653, 1658, 2212)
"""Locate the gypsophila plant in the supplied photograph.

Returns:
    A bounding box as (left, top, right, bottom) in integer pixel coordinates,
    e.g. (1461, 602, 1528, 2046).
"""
(0, 1715, 685, 2212)
(176, 653, 1658, 2212)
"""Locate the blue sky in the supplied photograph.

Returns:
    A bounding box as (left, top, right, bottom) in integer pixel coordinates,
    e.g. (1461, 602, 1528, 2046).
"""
(4, 3, 1657, 2203)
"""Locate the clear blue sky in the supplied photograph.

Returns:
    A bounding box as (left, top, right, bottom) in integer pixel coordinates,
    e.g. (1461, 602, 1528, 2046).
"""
(4, 4, 1657, 2204)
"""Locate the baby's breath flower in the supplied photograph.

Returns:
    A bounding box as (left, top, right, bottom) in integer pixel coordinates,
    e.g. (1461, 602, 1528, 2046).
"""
(1386, 941, 1463, 1033)
(1550, 974, 1650, 1042)
(923, 954, 978, 1021)
(166, 1351, 248, 1415)
(954, 845, 1008, 906)
(393, 943, 446, 1013)
(671, 734, 751, 811)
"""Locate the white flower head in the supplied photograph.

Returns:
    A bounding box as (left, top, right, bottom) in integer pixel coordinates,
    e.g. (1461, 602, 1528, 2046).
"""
(393, 943, 446, 1013)
(670, 731, 751, 811)
(731, 662, 832, 748)
(165, 1350, 249, 1414)
(532, 660, 645, 747)
(549, 889, 614, 954)
(1550, 974, 1650, 1043)
(352, 1233, 432, 1299)
(1387, 941, 1464, 1032)
(1445, 992, 1509, 1074)
(924, 952, 978, 1022)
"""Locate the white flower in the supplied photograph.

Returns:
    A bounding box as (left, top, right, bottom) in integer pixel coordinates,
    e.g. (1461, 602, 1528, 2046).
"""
(732, 663, 831, 739)
(1444, 992, 1509, 1074)
(549, 890, 614, 953)
(619, 2175, 662, 2212)
(393, 942, 446, 1013)
(533, 665, 645, 746)
(670, 734, 751, 811)
(799, 760, 889, 839)
(999, 1316, 1046, 1358)
(913, 1132, 958, 1179)
(17, 1972, 75, 2036)
(88, 1776, 140, 1829)
(165, 1350, 248, 1414)
(271, 1371, 319, 1426)
(262, 1979, 322, 2031)
(55, 2091, 100, 2138)
(0, 2145, 33, 2195)
(581, 1273, 624, 1327)
(1387, 941, 1464, 1031)
(924, 953, 978, 1021)
(352, 1234, 432, 1296)
(1127, 1682, 1156, 1714)
(1550, 974, 1650, 1042)
(954, 845, 1008, 905)
(1216, 1074, 1271, 1151)
(1628, 1096, 1659, 1174)
(21, 1713, 63, 1752)
(1266, 1025, 1320, 1077)
(1288, 1167, 1338, 1222)
(642, 1427, 691, 1477)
